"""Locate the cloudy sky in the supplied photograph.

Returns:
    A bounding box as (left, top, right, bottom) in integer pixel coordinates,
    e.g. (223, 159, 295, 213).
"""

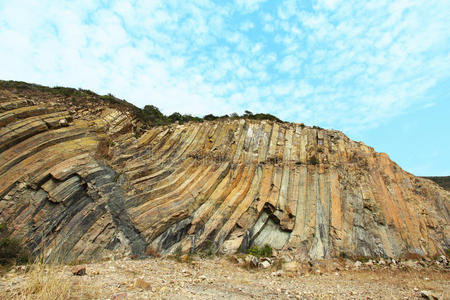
(0, 0, 449, 175)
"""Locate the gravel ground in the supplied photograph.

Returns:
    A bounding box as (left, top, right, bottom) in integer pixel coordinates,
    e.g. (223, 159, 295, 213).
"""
(1, 256, 448, 299)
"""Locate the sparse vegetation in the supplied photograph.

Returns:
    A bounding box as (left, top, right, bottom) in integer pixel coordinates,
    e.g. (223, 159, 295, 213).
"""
(247, 244, 273, 257)
(139, 104, 169, 125)
(422, 176, 450, 192)
(309, 155, 319, 165)
(168, 112, 203, 124)
(0, 259, 100, 300)
(95, 137, 113, 160)
(0, 80, 286, 129)
(194, 240, 217, 258)
(203, 114, 219, 121)
(7, 262, 72, 300)
(0, 222, 30, 268)
(352, 256, 372, 263)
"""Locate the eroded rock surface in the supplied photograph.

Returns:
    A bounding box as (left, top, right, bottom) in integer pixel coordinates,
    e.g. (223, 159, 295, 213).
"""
(0, 86, 448, 262)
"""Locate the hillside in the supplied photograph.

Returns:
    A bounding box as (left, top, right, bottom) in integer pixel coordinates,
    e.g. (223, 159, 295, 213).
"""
(0, 81, 448, 264)
(422, 176, 450, 192)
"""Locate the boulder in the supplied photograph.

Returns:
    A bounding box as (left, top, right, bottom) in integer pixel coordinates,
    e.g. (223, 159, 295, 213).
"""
(71, 265, 86, 276)
(259, 260, 271, 269)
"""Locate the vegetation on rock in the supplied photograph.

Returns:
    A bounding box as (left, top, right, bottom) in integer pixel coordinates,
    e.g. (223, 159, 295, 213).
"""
(0, 80, 448, 263)
(247, 244, 273, 257)
(422, 176, 450, 191)
(0, 80, 283, 127)
(0, 223, 30, 267)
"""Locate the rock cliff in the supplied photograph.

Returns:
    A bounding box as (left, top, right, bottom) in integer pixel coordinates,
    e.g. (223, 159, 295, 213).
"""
(0, 82, 448, 262)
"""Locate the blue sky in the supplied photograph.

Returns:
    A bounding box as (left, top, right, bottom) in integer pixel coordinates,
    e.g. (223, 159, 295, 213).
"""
(0, 0, 449, 175)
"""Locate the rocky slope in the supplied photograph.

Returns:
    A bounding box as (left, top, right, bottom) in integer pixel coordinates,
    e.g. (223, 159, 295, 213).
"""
(0, 82, 448, 263)
(423, 176, 450, 192)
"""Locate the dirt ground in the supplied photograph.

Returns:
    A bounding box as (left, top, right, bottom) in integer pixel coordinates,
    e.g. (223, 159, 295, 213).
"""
(0, 256, 448, 299)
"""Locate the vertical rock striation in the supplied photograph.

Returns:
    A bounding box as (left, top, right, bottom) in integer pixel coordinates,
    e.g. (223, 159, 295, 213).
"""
(0, 86, 448, 262)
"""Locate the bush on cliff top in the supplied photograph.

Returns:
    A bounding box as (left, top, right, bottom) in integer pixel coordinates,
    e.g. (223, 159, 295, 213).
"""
(0, 80, 285, 127)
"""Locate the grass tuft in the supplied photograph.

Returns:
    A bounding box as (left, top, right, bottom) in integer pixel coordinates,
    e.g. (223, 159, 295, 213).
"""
(1, 261, 71, 300)
(247, 244, 273, 257)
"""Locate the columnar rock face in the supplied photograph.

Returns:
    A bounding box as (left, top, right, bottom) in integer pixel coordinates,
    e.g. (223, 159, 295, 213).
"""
(0, 87, 448, 262)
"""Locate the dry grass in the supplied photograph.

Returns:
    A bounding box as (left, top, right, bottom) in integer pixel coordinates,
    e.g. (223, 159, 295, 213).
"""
(95, 137, 112, 160)
(2, 262, 71, 300)
(0, 260, 101, 300)
(1, 257, 448, 299)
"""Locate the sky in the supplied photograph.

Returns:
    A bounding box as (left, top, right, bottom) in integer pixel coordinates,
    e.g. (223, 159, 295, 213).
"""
(0, 0, 449, 176)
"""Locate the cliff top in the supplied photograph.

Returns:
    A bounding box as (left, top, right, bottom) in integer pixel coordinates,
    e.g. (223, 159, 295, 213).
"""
(0, 80, 283, 128)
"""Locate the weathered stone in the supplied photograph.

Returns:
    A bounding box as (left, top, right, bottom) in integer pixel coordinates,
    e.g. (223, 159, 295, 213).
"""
(437, 255, 448, 265)
(420, 290, 439, 300)
(59, 118, 68, 127)
(364, 260, 373, 266)
(71, 265, 86, 276)
(259, 260, 271, 269)
(251, 256, 259, 268)
(0, 83, 448, 265)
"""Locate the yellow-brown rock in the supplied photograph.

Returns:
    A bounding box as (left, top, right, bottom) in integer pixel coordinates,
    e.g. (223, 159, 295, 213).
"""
(0, 82, 448, 262)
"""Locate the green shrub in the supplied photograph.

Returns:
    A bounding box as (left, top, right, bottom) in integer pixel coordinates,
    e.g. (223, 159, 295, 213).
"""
(139, 105, 168, 125)
(52, 86, 76, 97)
(0, 80, 286, 128)
(202, 240, 216, 257)
(203, 114, 219, 121)
(248, 244, 273, 257)
(0, 223, 30, 266)
(248, 113, 281, 122)
(309, 155, 319, 165)
(230, 113, 239, 119)
(168, 112, 184, 123)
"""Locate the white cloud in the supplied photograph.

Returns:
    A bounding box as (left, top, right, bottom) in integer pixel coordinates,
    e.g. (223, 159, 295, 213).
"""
(240, 21, 254, 31)
(235, 0, 266, 13)
(277, 55, 302, 74)
(0, 0, 448, 135)
(315, 0, 342, 11)
(251, 43, 262, 53)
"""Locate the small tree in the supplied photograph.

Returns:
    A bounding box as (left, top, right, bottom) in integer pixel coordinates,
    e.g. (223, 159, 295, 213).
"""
(203, 114, 218, 121)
